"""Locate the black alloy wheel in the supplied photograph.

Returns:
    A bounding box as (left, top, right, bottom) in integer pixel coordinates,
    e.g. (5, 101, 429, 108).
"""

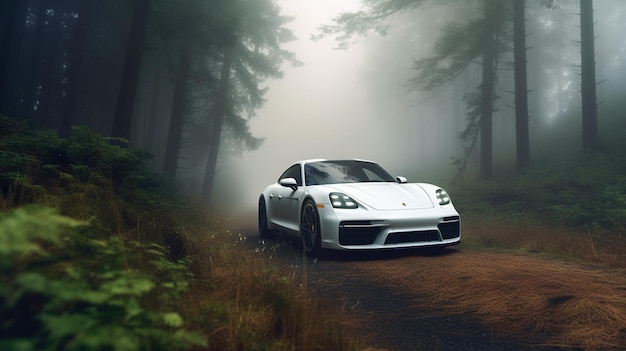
(301, 199, 321, 255)
(258, 196, 269, 239)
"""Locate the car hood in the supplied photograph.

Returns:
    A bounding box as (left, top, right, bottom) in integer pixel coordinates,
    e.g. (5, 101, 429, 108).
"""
(327, 183, 434, 210)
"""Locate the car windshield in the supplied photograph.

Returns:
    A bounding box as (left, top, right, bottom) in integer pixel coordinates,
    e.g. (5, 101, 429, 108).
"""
(304, 160, 396, 186)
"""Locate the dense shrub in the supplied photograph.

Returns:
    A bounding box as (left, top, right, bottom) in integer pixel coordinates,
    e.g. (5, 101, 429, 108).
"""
(452, 148, 626, 232)
(0, 116, 204, 350)
(0, 115, 187, 240)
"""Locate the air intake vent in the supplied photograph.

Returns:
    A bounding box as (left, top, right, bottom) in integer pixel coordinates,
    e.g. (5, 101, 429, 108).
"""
(385, 230, 441, 244)
(439, 221, 460, 239)
(339, 221, 382, 245)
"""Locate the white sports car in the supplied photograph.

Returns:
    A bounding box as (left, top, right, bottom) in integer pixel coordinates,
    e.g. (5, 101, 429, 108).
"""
(258, 159, 461, 255)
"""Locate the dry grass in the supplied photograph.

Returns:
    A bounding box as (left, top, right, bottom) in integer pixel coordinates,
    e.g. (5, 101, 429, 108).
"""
(463, 219, 626, 268)
(352, 230, 626, 350)
(180, 220, 364, 351)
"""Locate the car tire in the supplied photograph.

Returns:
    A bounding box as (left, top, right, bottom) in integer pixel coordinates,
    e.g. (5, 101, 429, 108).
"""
(301, 198, 321, 256)
(258, 196, 270, 239)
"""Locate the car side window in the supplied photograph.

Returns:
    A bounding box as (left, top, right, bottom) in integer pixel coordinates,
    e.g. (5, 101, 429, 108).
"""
(278, 164, 302, 186)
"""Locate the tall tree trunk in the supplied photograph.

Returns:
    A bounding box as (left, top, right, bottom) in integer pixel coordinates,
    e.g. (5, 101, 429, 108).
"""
(111, 0, 151, 140)
(163, 42, 192, 179)
(21, 0, 48, 122)
(203, 49, 233, 203)
(142, 56, 163, 148)
(38, 12, 63, 128)
(61, 0, 88, 137)
(1, 0, 28, 117)
(0, 0, 19, 115)
(513, 0, 530, 169)
(580, 0, 598, 150)
(479, 1, 497, 180)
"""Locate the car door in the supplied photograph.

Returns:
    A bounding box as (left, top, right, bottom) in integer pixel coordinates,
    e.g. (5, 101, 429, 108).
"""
(277, 182, 303, 232)
(271, 164, 302, 230)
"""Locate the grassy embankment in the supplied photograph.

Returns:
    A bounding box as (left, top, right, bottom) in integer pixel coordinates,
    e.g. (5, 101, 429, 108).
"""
(0, 116, 363, 351)
(452, 148, 626, 267)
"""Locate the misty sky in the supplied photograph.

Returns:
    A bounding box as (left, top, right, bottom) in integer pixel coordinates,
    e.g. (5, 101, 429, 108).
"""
(249, 0, 380, 161)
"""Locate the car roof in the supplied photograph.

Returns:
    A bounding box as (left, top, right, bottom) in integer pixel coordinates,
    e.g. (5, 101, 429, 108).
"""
(299, 158, 375, 165)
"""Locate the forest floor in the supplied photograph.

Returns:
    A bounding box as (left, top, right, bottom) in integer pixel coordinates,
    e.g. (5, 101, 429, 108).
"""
(345, 249, 626, 350)
(231, 213, 626, 351)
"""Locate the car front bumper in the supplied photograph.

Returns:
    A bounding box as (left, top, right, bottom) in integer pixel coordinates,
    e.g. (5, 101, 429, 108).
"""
(317, 205, 461, 250)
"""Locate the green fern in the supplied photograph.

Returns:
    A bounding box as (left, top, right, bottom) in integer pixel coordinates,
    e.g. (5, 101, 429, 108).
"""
(0, 206, 206, 350)
(0, 206, 85, 257)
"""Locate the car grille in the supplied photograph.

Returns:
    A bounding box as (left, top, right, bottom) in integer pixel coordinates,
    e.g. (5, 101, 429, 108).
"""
(339, 221, 383, 245)
(439, 216, 461, 239)
(384, 230, 441, 244)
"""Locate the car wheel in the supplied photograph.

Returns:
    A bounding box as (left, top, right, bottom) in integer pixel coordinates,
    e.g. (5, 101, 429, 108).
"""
(301, 199, 321, 256)
(258, 196, 270, 239)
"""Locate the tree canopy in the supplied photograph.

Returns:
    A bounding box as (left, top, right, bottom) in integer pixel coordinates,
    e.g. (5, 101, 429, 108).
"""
(0, 0, 298, 203)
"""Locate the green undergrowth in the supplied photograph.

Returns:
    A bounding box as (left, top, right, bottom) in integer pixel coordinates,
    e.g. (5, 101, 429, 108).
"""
(0, 116, 205, 350)
(0, 206, 201, 351)
(449, 141, 626, 265)
(0, 115, 361, 350)
(453, 150, 626, 231)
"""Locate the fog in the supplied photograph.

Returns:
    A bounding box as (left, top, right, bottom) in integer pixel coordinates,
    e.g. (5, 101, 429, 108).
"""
(217, 0, 458, 212)
(210, 0, 626, 214)
(216, 0, 404, 211)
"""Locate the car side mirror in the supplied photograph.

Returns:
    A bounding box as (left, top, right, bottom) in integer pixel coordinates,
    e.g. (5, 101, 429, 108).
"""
(396, 176, 408, 184)
(279, 177, 298, 191)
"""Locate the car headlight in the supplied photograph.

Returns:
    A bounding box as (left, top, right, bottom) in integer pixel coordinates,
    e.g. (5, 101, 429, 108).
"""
(436, 189, 451, 205)
(329, 192, 358, 209)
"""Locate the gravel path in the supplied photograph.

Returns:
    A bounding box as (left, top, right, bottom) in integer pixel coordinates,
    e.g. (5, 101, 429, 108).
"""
(238, 228, 565, 351)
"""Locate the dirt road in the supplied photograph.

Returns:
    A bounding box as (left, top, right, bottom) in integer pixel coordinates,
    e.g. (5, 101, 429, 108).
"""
(235, 225, 596, 351)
